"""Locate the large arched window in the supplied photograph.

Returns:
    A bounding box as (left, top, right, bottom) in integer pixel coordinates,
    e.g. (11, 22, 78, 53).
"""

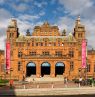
(26, 62, 36, 77)
(55, 62, 65, 76)
(41, 62, 51, 77)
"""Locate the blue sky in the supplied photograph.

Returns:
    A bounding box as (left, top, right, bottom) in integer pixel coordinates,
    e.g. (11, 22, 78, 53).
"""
(0, 0, 95, 49)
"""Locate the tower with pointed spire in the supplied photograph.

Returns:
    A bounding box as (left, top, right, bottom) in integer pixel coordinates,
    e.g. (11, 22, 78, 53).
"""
(7, 18, 19, 41)
(74, 15, 85, 41)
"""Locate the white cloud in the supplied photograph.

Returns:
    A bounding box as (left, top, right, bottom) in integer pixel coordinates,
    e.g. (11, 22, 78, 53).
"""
(51, 0, 57, 4)
(17, 19, 43, 35)
(0, 8, 11, 37)
(0, 36, 6, 50)
(59, 0, 94, 16)
(58, 0, 95, 49)
(57, 16, 74, 33)
(12, 3, 29, 12)
(34, 1, 47, 8)
(0, 9, 11, 50)
(39, 11, 45, 16)
(0, 0, 5, 4)
(18, 14, 40, 21)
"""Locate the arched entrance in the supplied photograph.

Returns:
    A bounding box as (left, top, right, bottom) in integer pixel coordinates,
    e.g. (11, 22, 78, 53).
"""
(41, 62, 50, 77)
(26, 62, 36, 77)
(55, 62, 65, 76)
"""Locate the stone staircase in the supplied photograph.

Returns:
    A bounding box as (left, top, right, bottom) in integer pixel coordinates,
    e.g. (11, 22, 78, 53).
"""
(25, 75, 64, 82)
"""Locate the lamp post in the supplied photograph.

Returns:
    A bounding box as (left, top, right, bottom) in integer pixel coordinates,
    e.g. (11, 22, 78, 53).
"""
(78, 68, 81, 77)
(10, 68, 13, 80)
(84, 58, 88, 85)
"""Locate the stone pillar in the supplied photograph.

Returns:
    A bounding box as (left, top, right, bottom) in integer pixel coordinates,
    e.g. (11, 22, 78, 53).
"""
(23, 61, 26, 77)
(36, 62, 41, 78)
(64, 61, 69, 77)
(50, 61, 55, 77)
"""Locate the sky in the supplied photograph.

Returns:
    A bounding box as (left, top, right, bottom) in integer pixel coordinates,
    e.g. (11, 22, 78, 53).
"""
(0, 0, 95, 50)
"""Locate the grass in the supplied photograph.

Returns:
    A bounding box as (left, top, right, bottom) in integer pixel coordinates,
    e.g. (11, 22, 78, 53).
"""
(0, 79, 9, 87)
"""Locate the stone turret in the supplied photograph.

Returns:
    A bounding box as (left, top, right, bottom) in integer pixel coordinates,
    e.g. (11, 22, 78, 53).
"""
(74, 16, 85, 40)
(7, 18, 19, 41)
(8, 18, 17, 28)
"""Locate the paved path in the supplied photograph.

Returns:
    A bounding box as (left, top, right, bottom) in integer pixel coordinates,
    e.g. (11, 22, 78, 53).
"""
(0, 87, 95, 96)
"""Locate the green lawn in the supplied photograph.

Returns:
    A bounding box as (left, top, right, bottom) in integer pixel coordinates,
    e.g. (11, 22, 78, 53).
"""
(0, 79, 9, 87)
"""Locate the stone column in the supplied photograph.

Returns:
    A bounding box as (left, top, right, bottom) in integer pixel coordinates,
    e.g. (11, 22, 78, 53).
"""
(50, 61, 55, 77)
(64, 61, 69, 77)
(36, 61, 41, 78)
(24, 61, 27, 77)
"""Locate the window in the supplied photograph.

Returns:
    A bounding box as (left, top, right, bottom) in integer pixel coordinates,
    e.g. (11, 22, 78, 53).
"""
(32, 42, 34, 46)
(69, 51, 74, 57)
(28, 43, 30, 46)
(78, 34, 80, 38)
(42, 51, 50, 56)
(36, 43, 38, 46)
(18, 61, 21, 65)
(1, 64, 4, 72)
(18, 51, 22, 57)
(18, 64, 21, 71)
(18, 61, 21, 71)
(87, 64, 90, 72)
(55, 51, 62, 56)
(70, 61, 74, 71)
(11, 51, 13, 56)
(19, 43, 21, 47)
(16, 43, 18, 46)
(41, 43, 43, 46)
(49, 43, 51, 46)
(58, 43, 60, 46)
(45, 42, 47, 46)
(78, 33, 82, 38)
(94, 65, 95, 72)
(30, 52, 36, 56)
(10, 33, 12, 38)
(79, 51, 81, 57)
(12, 33, 14, 37)
(54, 43, 56, 46)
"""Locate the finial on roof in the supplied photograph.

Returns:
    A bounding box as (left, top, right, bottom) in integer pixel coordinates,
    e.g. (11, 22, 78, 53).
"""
(62, 29, 66, 36)
(26, 29, 31, 36)
(92, 48, 94, 51)
(43, 21, 50, 27)
(75, 15, 81, 26)
(78, 15, 80, 21)
(9, 17, 17, 27)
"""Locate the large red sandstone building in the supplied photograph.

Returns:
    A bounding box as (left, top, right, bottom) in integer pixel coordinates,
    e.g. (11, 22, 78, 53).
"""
(0, 16, 95, 80)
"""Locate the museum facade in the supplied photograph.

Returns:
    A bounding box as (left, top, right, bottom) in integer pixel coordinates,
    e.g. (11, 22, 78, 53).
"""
(0, 16, 95, 80)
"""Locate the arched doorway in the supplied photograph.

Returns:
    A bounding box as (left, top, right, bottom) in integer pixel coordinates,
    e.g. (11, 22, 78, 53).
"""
(41, 62, 50, 77)
(26, 62, 36, 77)
(55, 62, 65, 76)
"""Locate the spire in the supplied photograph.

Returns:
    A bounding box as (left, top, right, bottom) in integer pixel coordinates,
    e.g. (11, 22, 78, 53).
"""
(43, 21, 50, 27)
(9, 18, 17, 28)
(62, 29, 66, 36)
(26, 29, 31, 36)
(75, 15, 81, 26)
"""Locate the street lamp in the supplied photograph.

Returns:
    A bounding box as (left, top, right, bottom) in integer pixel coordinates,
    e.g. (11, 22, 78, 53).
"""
(10, 68, 13, 80)
(78, 68, 81, 77)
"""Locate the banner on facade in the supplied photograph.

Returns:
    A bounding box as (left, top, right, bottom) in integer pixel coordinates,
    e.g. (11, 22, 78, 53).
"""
(6, 42, 10, 71)
(82, 39, 86, 68)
